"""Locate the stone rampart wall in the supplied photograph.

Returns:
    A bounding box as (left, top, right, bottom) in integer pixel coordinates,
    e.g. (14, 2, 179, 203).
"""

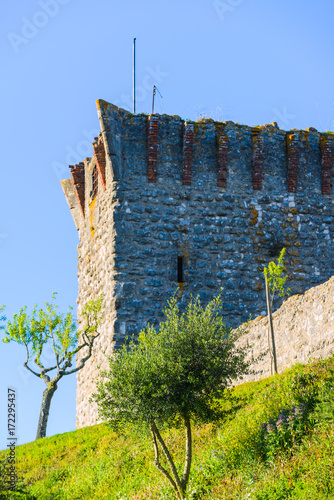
(237, 276, 334, 382)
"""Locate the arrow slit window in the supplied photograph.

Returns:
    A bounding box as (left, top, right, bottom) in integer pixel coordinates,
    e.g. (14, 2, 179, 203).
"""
(177, 256, 184, 283)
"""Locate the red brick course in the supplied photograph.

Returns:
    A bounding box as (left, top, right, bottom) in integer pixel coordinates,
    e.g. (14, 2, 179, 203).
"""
(320, 136, 333, 195)
(147, 115, 159, 183)
(217, 128, 228, 188)
(252, 132, 264, 190)
(70, 162, 85, 218)
(183, 123, 194, 186)
(93, 133, 106, 191)
(287, 134, 299, 193)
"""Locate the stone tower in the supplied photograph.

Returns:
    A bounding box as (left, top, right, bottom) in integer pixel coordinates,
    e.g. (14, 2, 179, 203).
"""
(62, 100, 334, 428)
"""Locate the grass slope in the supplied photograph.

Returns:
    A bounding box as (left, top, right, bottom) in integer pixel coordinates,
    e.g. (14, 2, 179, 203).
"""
(1, 356, 334, 500)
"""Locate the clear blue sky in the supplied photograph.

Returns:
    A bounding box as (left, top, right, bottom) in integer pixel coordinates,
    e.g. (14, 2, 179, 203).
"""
(1, 0, 333, 447)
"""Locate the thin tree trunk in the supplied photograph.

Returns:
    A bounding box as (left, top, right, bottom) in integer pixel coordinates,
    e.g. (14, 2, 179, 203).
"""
(265, 277, 277, 374)
(181, 414, 192, 492)
(150, 424, 182, 499)
(150, 420, 183, 496)
(36, 383, 57, 439)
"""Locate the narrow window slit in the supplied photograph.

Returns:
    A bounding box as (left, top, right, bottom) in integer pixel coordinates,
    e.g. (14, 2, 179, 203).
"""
(177, 256, 184, 283)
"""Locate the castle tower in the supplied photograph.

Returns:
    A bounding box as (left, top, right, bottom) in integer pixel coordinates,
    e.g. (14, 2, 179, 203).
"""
(62, 100, 334, 428)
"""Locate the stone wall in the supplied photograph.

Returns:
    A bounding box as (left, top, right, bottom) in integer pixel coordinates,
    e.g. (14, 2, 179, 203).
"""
(61, 100, 334, 428)
(236, 276, 334, 382)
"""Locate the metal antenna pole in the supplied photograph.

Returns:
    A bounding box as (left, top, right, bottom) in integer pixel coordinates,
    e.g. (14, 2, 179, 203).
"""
(152, 85, 156, 114)
(133, 38, 136, 114)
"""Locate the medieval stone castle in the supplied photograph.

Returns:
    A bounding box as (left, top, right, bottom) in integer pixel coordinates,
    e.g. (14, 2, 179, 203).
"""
(62, 99, 334, 428)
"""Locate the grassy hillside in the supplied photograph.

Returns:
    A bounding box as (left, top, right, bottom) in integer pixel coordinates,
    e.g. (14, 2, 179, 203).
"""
(1, 356, 334, 500)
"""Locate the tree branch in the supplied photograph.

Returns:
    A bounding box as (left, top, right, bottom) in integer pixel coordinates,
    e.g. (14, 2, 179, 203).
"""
(151, 420, 183, 496)
(51, 329, 60, 370)
(23, 344, 51, 381)
(34, 355, 46, 372)
(81, 323, 93, 346)
(23, 362, 40, 378)
(24, 343, 31, 364)
(24, 361, 50, 384)
(61, 331, 100, 376)
(41, 364, 59, 374)
(150, 423, 181, 499)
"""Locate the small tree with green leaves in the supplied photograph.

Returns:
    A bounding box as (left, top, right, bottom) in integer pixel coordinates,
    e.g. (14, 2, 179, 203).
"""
(263, 248, 290, 374)
(92, 295, 252, 499)
(2, 294, 103, 440)
(263, 248, 290, 306)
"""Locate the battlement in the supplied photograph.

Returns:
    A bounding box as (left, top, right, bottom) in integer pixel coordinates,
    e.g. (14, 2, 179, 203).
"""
(99, 99, 334, 193)
(63, 101, 334, 225)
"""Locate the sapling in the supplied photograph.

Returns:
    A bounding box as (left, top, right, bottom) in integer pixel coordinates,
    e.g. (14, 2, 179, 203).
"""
(2, 293, 103, 439)
(263, 248, 290, 374)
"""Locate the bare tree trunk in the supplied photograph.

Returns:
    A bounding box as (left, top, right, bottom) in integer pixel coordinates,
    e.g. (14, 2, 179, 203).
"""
(150, 417, 193, 499)
(150, 420, 183, 497)
(181, 414, 192, 492)
(150, 424, 182, 499)
(265, 277, 277, 374)
(36, 382, 57, 439)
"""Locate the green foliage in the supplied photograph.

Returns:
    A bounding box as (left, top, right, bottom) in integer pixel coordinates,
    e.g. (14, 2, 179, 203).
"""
(214, 358, 334, 471)
(0, 453, 10, 491)
(259, 404, 309, 461)
(2, 356, 334, 499)
(313, 381, 334, 425)
(2, 293, 103, 369)
(0, 452, 35, 498)
(3, 294, 77, 360)
(80, 294, 104, 336)
(290, 372, 319, 409)
(93, 294, 250, 427)
(263, 248, 290, 301)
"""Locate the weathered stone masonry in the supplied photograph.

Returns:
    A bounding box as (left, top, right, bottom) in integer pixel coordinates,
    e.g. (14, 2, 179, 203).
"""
(236, 276, 334, 383)
(62, 100, 334, 428)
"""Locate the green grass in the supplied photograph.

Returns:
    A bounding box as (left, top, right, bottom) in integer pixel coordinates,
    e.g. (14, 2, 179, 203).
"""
(1, 356, 334, 499)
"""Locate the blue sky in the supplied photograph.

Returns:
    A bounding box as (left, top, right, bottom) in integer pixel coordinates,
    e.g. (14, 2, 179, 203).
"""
(1, 0, 334, 447)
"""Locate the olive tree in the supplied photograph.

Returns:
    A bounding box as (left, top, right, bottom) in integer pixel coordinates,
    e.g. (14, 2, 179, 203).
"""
(92, 295, 251, 499)
(2, 294, 103, 440)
